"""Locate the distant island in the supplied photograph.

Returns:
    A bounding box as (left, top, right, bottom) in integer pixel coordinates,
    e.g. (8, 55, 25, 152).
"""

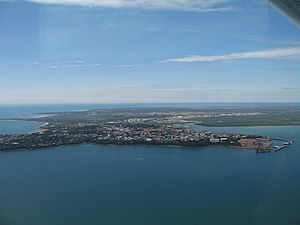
(0, 106, 296, 153)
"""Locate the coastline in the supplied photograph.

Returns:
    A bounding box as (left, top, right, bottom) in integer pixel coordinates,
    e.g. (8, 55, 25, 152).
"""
(0, 136, 293, 153)
(0, 105, 298, 154)
(0, 120, 294, 153)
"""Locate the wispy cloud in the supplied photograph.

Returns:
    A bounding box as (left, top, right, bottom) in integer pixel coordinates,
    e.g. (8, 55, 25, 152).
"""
(165, 47, 300, 63)
(115, 64, 142, 68)
(49, 63, 102, 69)
(31, 60, 102, 69)
(25, 0, 235, 12)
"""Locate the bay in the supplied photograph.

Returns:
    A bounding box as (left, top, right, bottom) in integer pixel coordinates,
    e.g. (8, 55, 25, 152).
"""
(0, 120, 43, 135)
(0, 126, 299, 225)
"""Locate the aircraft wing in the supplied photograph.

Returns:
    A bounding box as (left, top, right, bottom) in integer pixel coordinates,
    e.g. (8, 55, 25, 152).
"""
(268, 0, 300, 26)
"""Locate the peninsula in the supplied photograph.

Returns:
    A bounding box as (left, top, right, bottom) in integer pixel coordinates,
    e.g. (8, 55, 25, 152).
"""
(0, 106, 296, 153)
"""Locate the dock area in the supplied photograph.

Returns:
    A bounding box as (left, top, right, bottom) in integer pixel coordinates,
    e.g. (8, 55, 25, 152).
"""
(256, 137, 293, 153)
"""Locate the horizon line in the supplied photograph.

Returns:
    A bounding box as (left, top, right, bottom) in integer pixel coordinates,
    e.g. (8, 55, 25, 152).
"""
(1, 102, 300, 105)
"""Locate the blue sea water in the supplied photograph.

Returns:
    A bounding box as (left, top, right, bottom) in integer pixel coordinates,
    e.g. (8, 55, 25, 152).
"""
(0, 120, 43, 135)
(0, 104, 299, 225)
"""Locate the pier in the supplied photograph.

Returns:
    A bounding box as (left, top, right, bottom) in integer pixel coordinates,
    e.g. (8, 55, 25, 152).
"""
(256, 137, 293, 153)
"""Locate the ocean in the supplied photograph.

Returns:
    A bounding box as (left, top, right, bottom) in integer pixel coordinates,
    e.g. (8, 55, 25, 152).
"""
(0, 104, 299, 225)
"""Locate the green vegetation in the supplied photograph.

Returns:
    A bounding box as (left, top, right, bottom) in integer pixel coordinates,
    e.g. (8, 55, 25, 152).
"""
(190, 111, 300, 127)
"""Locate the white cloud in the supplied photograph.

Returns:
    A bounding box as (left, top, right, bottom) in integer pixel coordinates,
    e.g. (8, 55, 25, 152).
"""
(49, 63, 102, 69)
(25, 0, 235, 12)
(31, 60, 102, 69)
(115, 64, 142, 68)
(165, 47, 300, 63)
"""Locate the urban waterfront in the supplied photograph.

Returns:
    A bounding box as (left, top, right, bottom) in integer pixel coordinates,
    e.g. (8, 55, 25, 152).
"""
(1, 104, 298, 153)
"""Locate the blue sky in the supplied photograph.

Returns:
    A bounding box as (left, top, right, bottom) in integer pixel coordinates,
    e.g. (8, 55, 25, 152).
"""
(0, 0, 300, 103)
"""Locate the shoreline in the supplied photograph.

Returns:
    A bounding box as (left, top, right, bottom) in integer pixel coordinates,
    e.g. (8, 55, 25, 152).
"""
(0, 121, 294, 153)
(0, 138, 293, 154)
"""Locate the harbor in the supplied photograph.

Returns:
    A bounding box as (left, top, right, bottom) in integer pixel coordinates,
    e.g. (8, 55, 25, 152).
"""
(256, 137, 293, 153)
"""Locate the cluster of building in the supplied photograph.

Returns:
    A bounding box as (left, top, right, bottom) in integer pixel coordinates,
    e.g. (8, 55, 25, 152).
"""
(0, 120, 272, 151)
(119, 112, 265, 124)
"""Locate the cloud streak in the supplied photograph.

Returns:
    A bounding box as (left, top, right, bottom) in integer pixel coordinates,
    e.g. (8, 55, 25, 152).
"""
(31, 60, 102, 69)
(25, 0, 235, 12)
(165, 47, 300, 63)
(49, 63, 102, 69)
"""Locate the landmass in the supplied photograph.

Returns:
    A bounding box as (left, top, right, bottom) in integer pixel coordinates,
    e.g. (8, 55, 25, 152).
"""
(0, 105, 296, 153)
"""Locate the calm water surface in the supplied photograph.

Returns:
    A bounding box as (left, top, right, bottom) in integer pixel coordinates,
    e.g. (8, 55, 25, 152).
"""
(0, 120, 43, 135)
(0, 105, 299, 225)
(0, 126, 299, 225)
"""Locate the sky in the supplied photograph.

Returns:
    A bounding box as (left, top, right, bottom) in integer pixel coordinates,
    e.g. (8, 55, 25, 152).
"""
(0, 0, 300, 104)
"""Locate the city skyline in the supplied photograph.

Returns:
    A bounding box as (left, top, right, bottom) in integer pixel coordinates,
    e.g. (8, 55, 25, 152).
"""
(1, 0, 300, 103)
